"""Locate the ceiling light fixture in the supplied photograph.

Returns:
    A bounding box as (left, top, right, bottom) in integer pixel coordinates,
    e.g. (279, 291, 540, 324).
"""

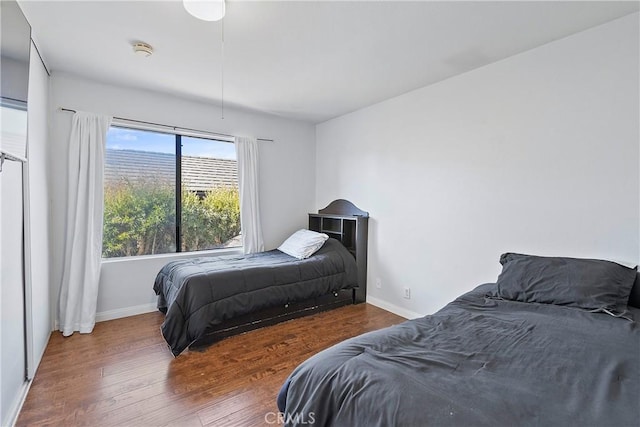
(183, 0, 225, 22)
(182, 0, 226, 119)
(132, 42, 153, 57)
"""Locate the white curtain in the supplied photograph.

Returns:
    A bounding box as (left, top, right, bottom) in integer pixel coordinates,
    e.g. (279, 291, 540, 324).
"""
(58, 112, 112, 336)
(235, 136, 264, 254)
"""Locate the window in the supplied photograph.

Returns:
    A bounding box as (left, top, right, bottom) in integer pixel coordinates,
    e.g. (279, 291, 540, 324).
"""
(102, 126, 241, 258)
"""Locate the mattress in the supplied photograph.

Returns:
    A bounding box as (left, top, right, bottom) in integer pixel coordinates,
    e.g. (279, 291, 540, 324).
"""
(278, 283, 639, 426)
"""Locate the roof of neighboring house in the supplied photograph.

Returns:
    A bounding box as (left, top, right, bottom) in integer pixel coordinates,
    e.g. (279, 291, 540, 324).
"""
(105, 149, 238, 191)
(183, 155, 238, 192)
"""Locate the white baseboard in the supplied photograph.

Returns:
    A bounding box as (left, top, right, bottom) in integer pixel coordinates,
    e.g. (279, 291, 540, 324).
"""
(95, 303, 157, 323)
(89, 298, 422, 325)
(5, 379, 31, 427)
(5, 335, 52, 426)
(31, 336, 48, 379)
(366, 296, 424, 320)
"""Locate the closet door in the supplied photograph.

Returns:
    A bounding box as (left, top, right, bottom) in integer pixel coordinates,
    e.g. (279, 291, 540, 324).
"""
(1, 0, 32, 424)
(0, 159, 27, 422)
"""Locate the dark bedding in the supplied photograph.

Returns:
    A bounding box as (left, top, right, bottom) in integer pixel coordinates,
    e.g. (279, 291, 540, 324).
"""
(277, 283, 639, 426)
(154, 238, 357, 356)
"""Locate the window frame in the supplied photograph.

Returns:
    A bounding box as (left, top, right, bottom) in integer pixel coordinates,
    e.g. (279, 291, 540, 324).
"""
(103, 120, 239, 259)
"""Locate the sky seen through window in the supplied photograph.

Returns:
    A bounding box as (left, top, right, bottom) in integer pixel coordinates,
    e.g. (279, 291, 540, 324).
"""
(106, 127, 236, 159)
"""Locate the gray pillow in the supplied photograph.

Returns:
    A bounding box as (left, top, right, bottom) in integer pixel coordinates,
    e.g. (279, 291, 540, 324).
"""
(629, 273, 640, 308)
(490, 253, 637, 310)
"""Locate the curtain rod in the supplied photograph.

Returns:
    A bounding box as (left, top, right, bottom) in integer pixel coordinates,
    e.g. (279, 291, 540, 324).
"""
(59, 108, 274, 142)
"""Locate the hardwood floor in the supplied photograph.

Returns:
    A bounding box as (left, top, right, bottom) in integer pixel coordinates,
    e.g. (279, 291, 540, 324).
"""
(17, 304, 404, 426)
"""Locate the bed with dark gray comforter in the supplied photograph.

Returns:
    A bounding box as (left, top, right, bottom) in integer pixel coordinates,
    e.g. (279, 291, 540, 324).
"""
(154, 238, 357, 356)
(278, 254, 640, 426)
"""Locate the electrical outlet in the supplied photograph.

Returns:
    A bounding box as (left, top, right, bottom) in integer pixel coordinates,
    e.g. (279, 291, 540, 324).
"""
(403, 287, 411, 299)
(375, 278, 382, 289)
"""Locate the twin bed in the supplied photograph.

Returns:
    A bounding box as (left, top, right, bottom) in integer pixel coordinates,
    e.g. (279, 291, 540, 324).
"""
(277, 253, 640, 426)
(154, 203, 638, 425)
(154, 200, 367, 356)
(154, 237, 358, 356)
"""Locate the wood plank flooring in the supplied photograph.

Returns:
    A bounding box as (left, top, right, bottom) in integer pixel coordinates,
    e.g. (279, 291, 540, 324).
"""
(17, 304, 404, 426)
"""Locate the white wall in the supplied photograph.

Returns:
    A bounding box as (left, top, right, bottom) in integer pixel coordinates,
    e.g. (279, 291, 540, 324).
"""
(316, 14, 640, 318)
(49, 73, 316, 320)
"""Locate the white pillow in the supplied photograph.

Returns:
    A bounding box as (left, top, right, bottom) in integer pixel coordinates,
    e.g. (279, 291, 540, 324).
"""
(278, 229, 329, 259)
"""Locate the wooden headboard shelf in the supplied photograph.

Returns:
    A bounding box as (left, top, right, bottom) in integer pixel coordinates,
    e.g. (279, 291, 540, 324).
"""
(309, 199, 369, 303)
(318, 199, 369, 218)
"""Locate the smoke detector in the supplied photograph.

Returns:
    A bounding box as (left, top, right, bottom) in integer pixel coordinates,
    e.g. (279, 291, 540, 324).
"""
(132, 42, 153, 57)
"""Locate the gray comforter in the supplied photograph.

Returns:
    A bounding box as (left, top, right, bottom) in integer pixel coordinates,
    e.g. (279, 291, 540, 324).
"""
(277, 283, 639, 426)
(154, 238, 357, 356)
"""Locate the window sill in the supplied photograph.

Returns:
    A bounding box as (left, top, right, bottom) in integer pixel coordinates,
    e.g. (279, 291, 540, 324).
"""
(101, 247, 243, 264)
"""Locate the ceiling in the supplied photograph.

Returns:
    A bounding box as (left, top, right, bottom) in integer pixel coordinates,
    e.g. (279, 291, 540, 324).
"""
(18, 1, 640, 124)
